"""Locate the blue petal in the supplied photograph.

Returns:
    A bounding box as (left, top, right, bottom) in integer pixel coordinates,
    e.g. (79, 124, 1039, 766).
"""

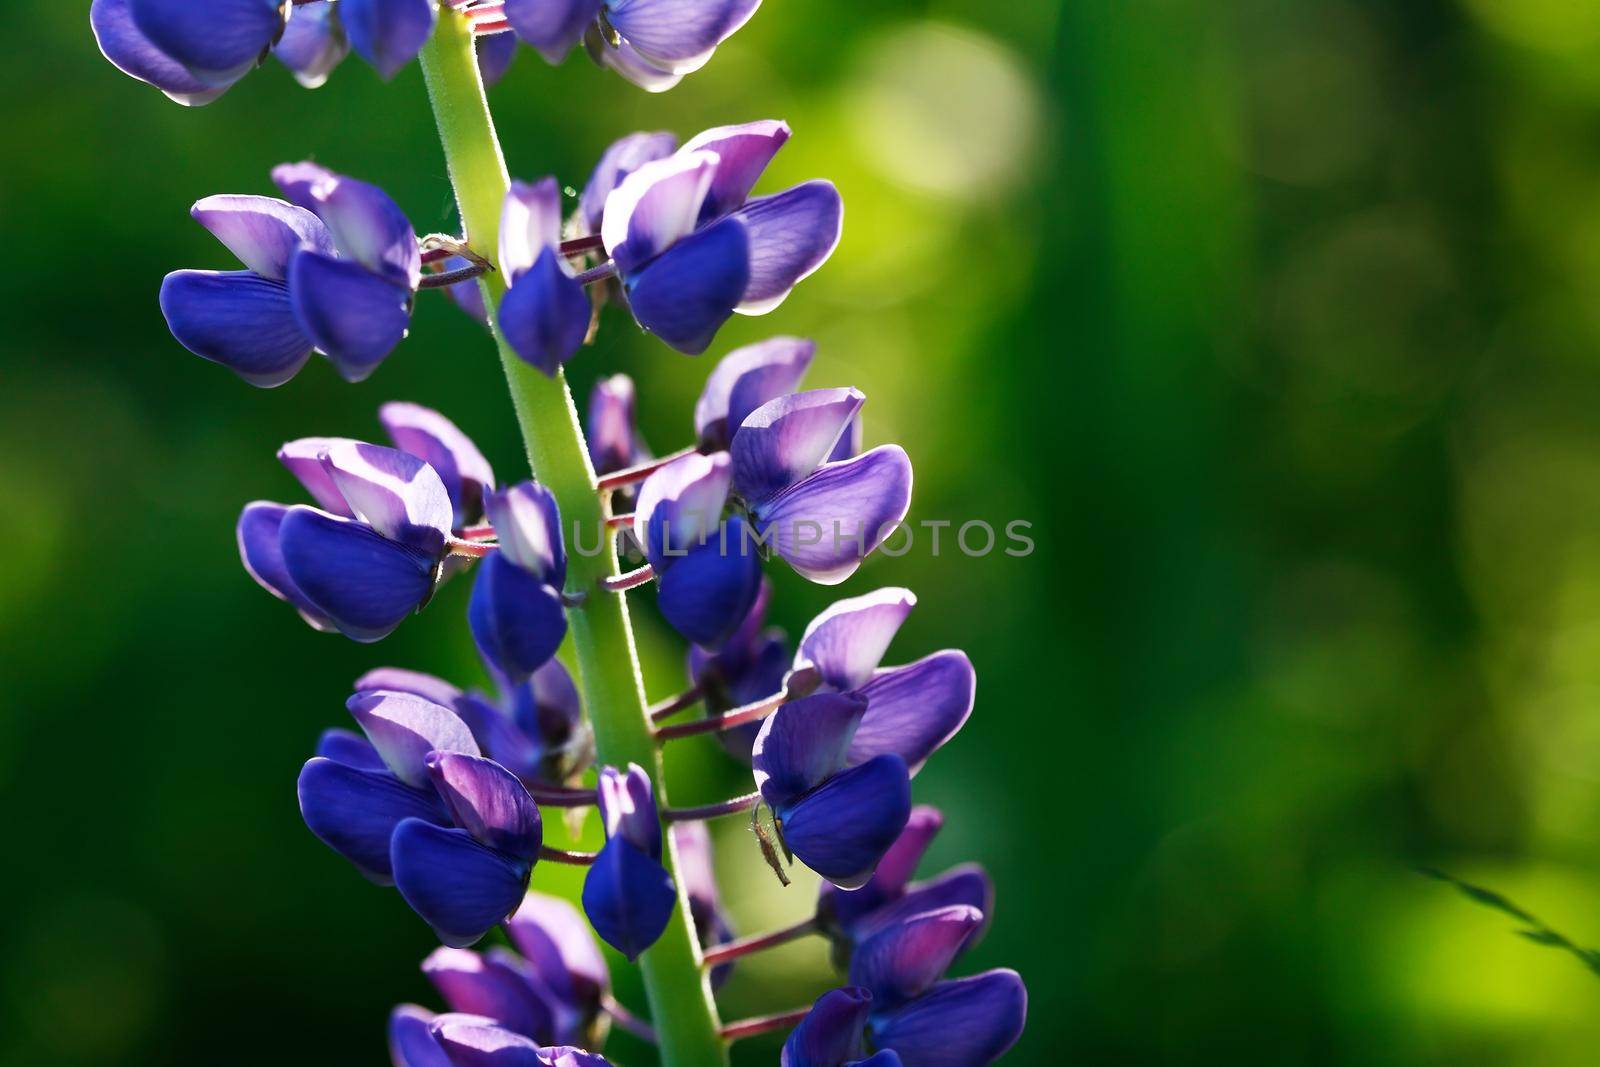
(277, 438, 358, 516)
(191, 195, 333, 280)
(794, 587, 915, 690)
(284, 167, 421, 286)
(237, 501, 335, 631)
(441, 255, 492, 325)
(870, 970, 1027, 1067)
(354, 666, 463, 708)
(390, 1005, 454, 1067)
(497, 249, 590, 375)
(380, 402, 497, 530)
(425, 751, 543, 861)
(848, 652, 975, 773)
(603, 0, 761, 66)
(694, 335, 816, 451)
(503, 0, 602, 63)
(348, 689, 480, 787)
(430, 1016, 547, 1067)
(277, 505, 435, 642)
(158, 270, 314, 387)
(578, 132, 678, 237)
(591, 33, 684, 92)
(580, 837, 676, 961)
(129, 0, 281, 80)
(623, 216, 749, 355)
(468, 552, 569, 684)
(392, 820, 532, 948)
(754, 446, 913, 586)
(633, 452, 732, 572)
(319, 440, 454, 556)
(597, 764, 661, 859)
(602, 152, 718, 274)
(853, 1053, 903, 1066)
(752, 692, 868, 808)
(778, 754, 911, 889)
(680, 120, 792, 223)
(730, 388, 866, 505)
(819, 804, 942, 930)
(499, 178, 564, 280)
(503, 892, 610, 1014)
(296, 756, 449, 884)
(314, 726, 387, 771)
(275, 1, 349, 88)
(848, 865, 995, 947)
(586, 374, 641, 475)
(729, 181, 844, 314)
(288, 250, 413, 382)
(340, 0, 437, 79)
(91, 0, 233, 105)
(656, 519, 763, 648)
(780, 987, 871, 1067)
(847, 905, 984, 1010)
(484, 481, 567, 585)
(477, 30, 520, 86)
(421, 947, 558, 1043)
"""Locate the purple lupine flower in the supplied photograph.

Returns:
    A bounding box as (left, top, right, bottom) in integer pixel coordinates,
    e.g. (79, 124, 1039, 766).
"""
(160, 164, 420, 385)
(469, 481, 570, 682)
(631, 451, 763, 647)
(752, 691, 912, 888)
(239, 440, 461, 641)
(586, 374, 646, 477)
(598, 120, 843, 354)
(792, 588, 975, 774)
(671, 822, 737, 985)
(501, 0, 759, 92)
(274, 1, 350, 88)
(389, 1004, 457, 1067)
(429, 1014, 613, 1067)
(686, 580, 790, 760)
(339, 0, 438, 79)
(298, 689, 545, 946)
(501, 892, 612, 1044)
(91, 0, 244, 106)
(575, 132, 680, 240)
(496, 179, 592, 375)
(784, 949, 1027, 1067)
(478, 31, 521, 87)
(817, 806, 994, 964)
(109, 0, 285, 99)
(582, 764, 677, 960)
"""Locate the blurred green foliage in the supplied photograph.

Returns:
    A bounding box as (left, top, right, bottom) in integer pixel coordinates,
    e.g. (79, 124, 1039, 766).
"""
(6, 0, 1600, 1063)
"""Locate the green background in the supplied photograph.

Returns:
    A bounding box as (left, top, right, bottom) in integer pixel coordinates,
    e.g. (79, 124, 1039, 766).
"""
(6, 0, 1600, 1063)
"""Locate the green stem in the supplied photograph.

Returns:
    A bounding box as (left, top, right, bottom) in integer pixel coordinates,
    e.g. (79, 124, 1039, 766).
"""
(418, 13, 729, 1067)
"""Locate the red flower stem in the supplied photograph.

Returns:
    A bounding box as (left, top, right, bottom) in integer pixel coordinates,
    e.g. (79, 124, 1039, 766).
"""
(447, 538, 497, 558)
(720, 1008, 811, 1042)
(458, 523, 496, 539)
(649, 685, 703, 723)
(653, 692, 784, 742)
(528, 786, 597, 808)
(599, 563, 654, 592)
(701, 916, 820, 968)
(560, 234, 605, 257)
(663, 791, 761, 823)
(603, 995, 658, 1044)
(596, 446, 699, 492)
(539, 845, 599, 866)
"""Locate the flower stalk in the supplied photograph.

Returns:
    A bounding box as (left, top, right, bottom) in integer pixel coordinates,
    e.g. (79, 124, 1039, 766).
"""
(417, 11, 728, 1067)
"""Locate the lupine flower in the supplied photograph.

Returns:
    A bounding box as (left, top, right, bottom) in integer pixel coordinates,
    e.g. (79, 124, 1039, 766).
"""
(751, 691, 911, 888)
(792, 588, 975, 774)
(414, 891, 611, 1049)
(90, 0, 285, 105)
(274, 2, 350, 88)
(582, 765, 676, 960)
(631, 390, 911, 643)
(239, 440, 462, 641)
(429, 1014, 612, 1066)
(671, 822, 737, 985)
(339, 0, 438, 79)
(631, 452, 763, 647)
(357, 660, 592, 789)
(160, 163, 420, 385)
(586, 375, 646, 477)
(478, 31, 521, 87)
(574, 132, 680, 240)
(687, 580, 790, 760)
(817, 806, 993, 966)
(297, 690, 545, 946)
(599, 120, 843, 354)
(784, 931, 1027, 1067)
(500, 0, 759, 92)
(497, 179, 592, 374)
(469, 481, 570, 682)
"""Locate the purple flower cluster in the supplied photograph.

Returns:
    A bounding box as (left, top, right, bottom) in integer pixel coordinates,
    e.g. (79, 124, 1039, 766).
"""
(96, 1, 1030, 1062)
